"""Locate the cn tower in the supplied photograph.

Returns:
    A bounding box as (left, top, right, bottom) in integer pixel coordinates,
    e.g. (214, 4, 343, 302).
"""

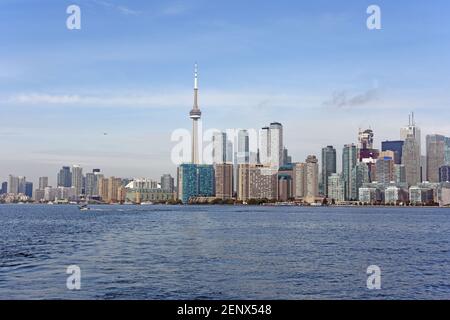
(190, 63, 202, 164)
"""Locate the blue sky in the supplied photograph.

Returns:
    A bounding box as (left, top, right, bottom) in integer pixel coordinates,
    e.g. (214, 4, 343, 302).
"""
(1, 0, 450, 184)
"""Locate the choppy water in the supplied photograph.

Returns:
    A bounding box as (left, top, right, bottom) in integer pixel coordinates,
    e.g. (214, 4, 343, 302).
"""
(1, 204, 450, 300)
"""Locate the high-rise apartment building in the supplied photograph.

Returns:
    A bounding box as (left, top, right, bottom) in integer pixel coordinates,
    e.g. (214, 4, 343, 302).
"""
(321, 146, 337, 197)
(215, 163, 233, 199)
(177, 164, 215, 203)
(342, 144, 357, 200)
(160, 174, 175, 193)
(328, 173, 345, 202)
(57, 166, 72, 187)
(71, 165, 83, 197)
(375, 156, 395, 185)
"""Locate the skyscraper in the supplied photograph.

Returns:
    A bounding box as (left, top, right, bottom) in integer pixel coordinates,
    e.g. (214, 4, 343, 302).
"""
(304, 155, 319, 200)
(38, 177, 49, 190)
(381, 140, 404, 165)
(269, 122, 283, 169)
(351, 162, 369, 200)
(8, 175, 19, 194)
(212, 132, 227, 164)
(402, 135, 421, 186)
(342, 144, 357, 200)
(401, 112, 421, 161)
(321, 146, 337, 197)
(236, 130, 250, 164)
(85, 169, 101, 197)
(358, 128, 374, 149)
(71, 165, 83, 197)
(57, 166, 72, 187)
(426, 134, 446, 183)
(25, 182, 33, 198)
(258, 127, 270, 165)
(190, 63, 202, 165)
(0, 182, 7, 194)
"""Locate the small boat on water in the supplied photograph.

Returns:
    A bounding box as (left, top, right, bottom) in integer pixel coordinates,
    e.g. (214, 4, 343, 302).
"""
(78, 204, 90, 211)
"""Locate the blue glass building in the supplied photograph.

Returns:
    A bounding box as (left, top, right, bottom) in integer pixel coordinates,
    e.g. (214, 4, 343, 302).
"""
(382, 140, 404, 165)
(178, 164, 215, 203)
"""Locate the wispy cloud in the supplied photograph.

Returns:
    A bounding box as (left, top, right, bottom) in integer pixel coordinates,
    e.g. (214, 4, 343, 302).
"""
(161, 2, 189, 16)
(323, 88, 380, 109)
(92, 0, 141, 15)
(2, 91, 320, 110)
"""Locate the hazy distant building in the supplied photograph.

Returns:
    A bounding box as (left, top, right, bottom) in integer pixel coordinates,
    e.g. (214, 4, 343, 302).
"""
(304, 155, 319, 200)
(85, 171, 99, 197)
(98, 177, 109, 202)
(321, 146, 337, 197)
(38, 177, 49, 190)
(25, 182, 33, 198)
(8, 175, 19, 194)
(212, 132, 227, 164)
(0, 181, 7, 194)
(426, 134, 446, 183)
(107, 177, 122, 203)
(215, 163, 233, 200)
(71, 165, 83, 197)
(160, 174, 175, 193)
(57, 166, 72, 187)
(342, 144, 357, 200)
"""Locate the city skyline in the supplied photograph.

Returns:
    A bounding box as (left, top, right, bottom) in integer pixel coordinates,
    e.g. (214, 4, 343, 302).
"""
(1, 0, 450, 183)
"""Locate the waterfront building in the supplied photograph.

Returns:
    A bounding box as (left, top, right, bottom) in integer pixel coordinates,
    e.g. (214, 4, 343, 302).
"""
(409, 186, 434, 205)
(177, 164, 215, 204)
(71, 165, 83, 197)
(237, 164, 278, 202)
(277, 164, 294, 201)
(215, 163, 233, 200)
(34, 189, 45, 202)
(98, 177, 109, 202)
(328, 173, 345, 202)
(384, 185, 409, 204)
(359, 187, 378, 204)
(107, 177, 122, 203)
(294, 163, 306, 200)
(321, 146, 337, 197)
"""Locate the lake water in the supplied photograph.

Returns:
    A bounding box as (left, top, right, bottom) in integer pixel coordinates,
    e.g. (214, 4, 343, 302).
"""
(1, 204, 450, 300)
